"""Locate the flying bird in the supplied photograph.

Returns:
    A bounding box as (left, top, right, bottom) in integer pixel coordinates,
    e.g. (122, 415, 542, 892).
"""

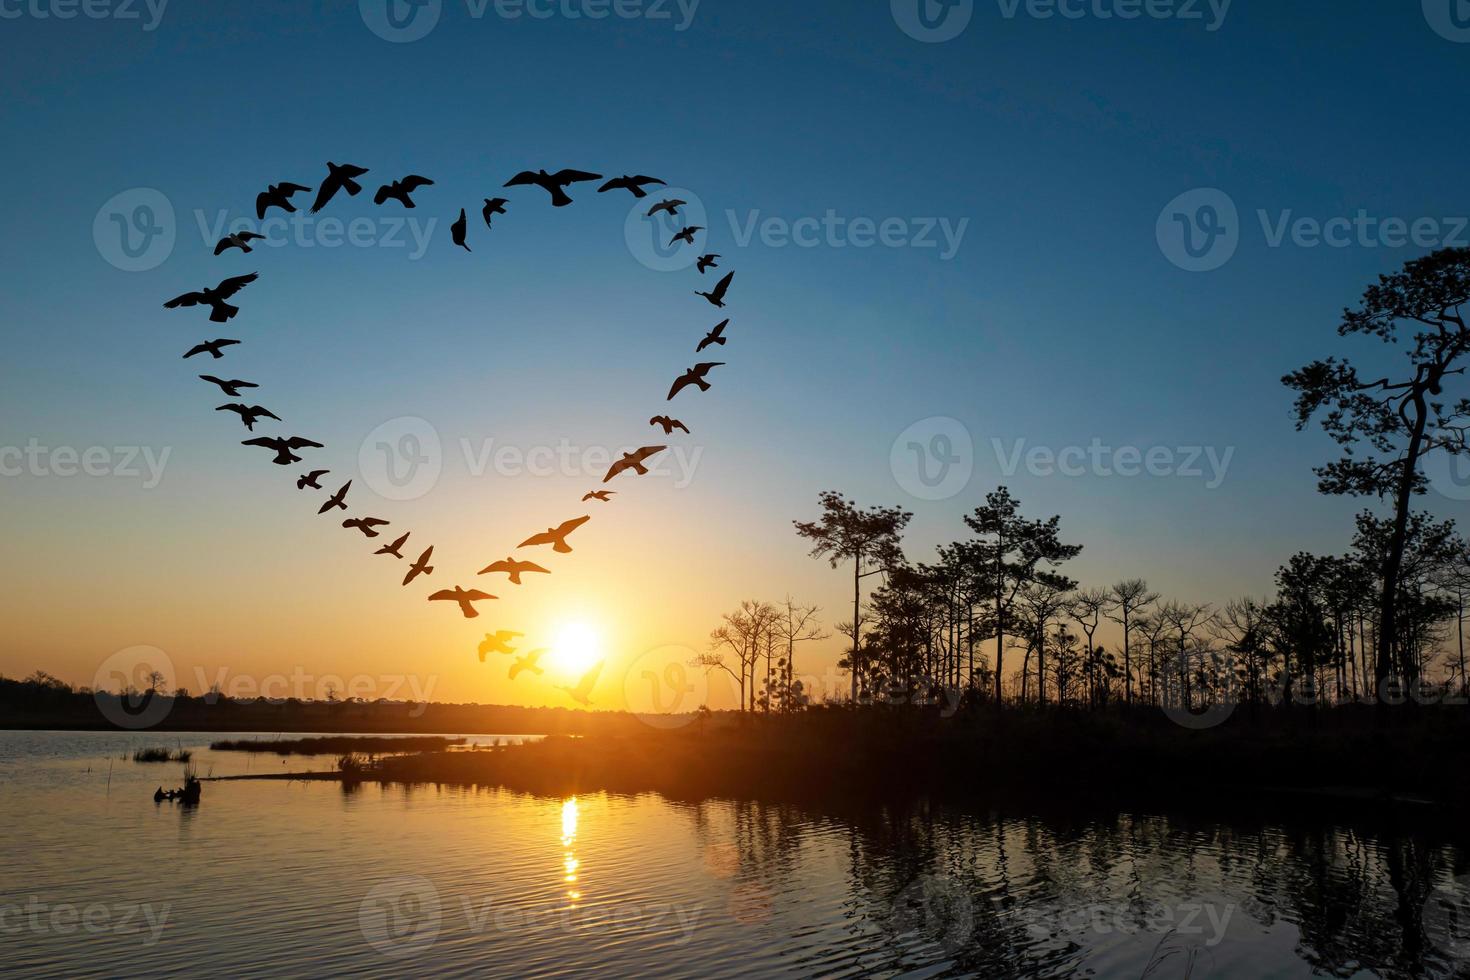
(319, 480, 351, 515)
(518, 516, 591, 554)
(297, 469, 329, 490)
(255, 181, 312, 219)
(696, 253, 721, 274)
(477, 630, 523, 661)
(199, 375, 257, 397)
(508, 649, 547, 681)
(343, 517, 390, 538)
(504, 168, 603, 207)
(599, 174, 665, 198)
(215, 403, 280, 431)
(403, 547, 435, 586)
(558, 660, 605, 707)
(697, 319, 729, 353)
(603, 446, 666, 483)
(430, 587, 496, 619)
(165, 273, 259, 323)
(647, 199, 685, 217)
(373, 175, 434, 208)
(183, 339, 240, 360)
(482, 197, 508, 227)
(310, 161, 369, 213)
(668, 362, 725, 400)
(669, 226, 703, 247)
(582, 490, 615, 503)
(451, 209, 470, 252)
(214, 231, 265, 255)
(695, 270, 734, 308)
(242, 436, 323, 465)
(376, 532, 410, 558)
(650, 416, 689, 435)
(477, 558, 550, 585)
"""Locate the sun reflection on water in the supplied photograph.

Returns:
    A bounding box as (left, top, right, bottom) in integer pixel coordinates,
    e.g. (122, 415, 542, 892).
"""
(560, 796, 581, 905)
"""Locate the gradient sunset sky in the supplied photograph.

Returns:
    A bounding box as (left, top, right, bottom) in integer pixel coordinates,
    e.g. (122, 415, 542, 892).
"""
(3, 0, 1469, 709)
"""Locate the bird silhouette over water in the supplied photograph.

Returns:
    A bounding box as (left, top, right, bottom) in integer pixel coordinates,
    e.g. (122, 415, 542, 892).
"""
(376, 532, 410, 558)
(558, 660, 604, 706)
(199, 375, 257, 397)
(319, 480, 351, 515)
(373, 175, 434, 208)
(647, 199, 685, 218)
(256, 181, 311, 219)
(697, 253, 721, 274)
(582, 490, 615, 503)
(430, 587, 496, 619)
(311, 162, 369, 213)
(165, 273, 258, 323)
(214, 232, 265, 255)
(403, 547, 434, 586)
(650, 416, 689, 435)
(669, 226, 703, 247)
(695, 271, 734, 308)
(183, 339, 240, 360)
(478, 558, 550, 585)
(451, 209, 471, 252)
(242, 435, 323, 465)
(297, 469, 329, 490)
(668, 362, 724, 400)
(518, 516, 590, 554)
(504, 168, 602, 207)
(508, 649, 547, 681)
(482, 198, 508, 227)
(603, 446, 666, 483)
(599, 174, 665, 198)
(215, 403, 280, 431)
(697, 319, 729, 352)
(478, 630, 523, 660)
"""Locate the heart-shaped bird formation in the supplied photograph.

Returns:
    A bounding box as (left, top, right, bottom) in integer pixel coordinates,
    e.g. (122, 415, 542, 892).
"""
(163, 161, 738, 701)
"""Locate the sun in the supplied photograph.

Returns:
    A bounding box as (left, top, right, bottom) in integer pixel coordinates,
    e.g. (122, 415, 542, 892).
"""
(552, 623, 603, 675)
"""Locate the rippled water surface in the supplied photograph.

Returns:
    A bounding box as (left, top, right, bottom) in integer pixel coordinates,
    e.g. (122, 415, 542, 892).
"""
(3, 730, 1470, 978)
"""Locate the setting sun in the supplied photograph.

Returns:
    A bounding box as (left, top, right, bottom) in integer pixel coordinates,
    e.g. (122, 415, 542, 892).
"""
(552, 623, 603, 675)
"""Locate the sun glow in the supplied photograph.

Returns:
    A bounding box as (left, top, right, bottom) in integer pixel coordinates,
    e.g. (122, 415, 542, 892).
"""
(552, 623, 602, 675)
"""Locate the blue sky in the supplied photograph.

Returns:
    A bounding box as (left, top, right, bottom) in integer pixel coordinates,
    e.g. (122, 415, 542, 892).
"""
(3, 0, 1468, 701)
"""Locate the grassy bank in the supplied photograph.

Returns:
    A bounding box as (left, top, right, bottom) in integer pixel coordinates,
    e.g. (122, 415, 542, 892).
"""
(210, 735, 465, 755)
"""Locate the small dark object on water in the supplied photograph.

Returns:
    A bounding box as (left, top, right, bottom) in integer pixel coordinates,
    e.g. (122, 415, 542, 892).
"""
(153, 777, 202, 805)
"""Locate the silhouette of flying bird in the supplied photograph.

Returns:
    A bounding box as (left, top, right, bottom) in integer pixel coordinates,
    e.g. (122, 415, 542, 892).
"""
(199, 375, 257, 397)
(319, 480, 351, 515)
(478, 630, 523, 661)
(183, 339, 240, 360)
(478, 558, 550, 585)
(311, 161, 369, 213)
(430, 587, 496, 619)
(373, 175, 434, 208)
(215, 403, 280, 431)
(603, 446, 666, 483)
(482, 197, 508, 227)
(297, 469, 329, 490)
(214, 232, 265, 255)
(504, 168, 603, 207)
(256, 181, 311, 219)
(242, 435, 323, 465)
(695, 270, 734, 308)
(518, 516, 590, 554)
(403, 547, 435, 586)
(165, 273, 259, 323)
(647, 199, 685, 217)
(668, 362, 725, 400)
(509, 649, 547, 681)
(451, 209, 470, 252)
(582, 490, 615, 502)
(343, 517, 390, 538)
(650, 416, 689, 435)
(376, 532, 410, 558)
(697, 319, 729, 353)
(669, 226, 703, 247)
(599, 174, 665, 198)
(697, 253, 721, 274)
(558, 660, 604, 707)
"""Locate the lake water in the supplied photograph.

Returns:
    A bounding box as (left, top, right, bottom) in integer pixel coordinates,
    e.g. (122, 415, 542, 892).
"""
(3, 730, 1469, 978)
